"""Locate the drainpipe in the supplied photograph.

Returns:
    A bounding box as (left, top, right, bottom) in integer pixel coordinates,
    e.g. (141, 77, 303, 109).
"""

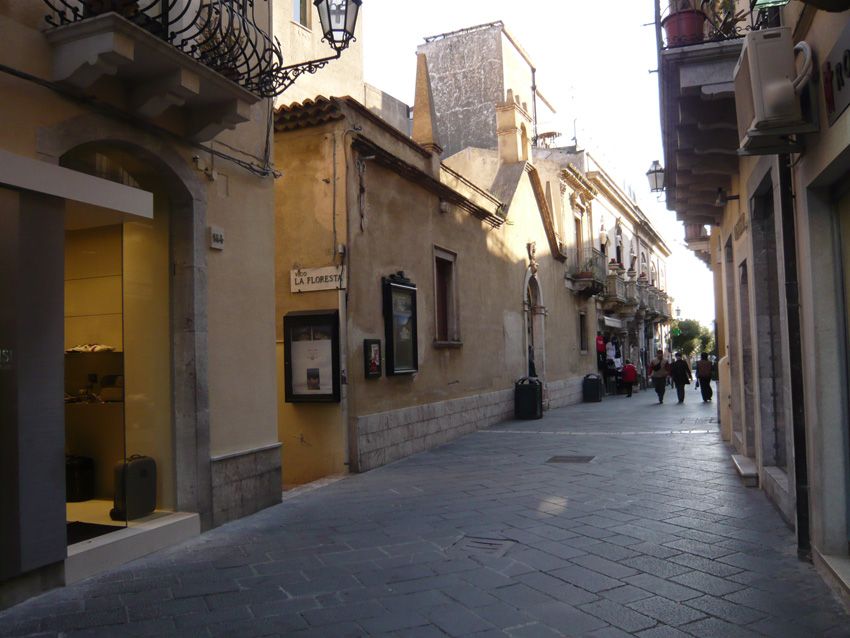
(779, 153, 811, 560)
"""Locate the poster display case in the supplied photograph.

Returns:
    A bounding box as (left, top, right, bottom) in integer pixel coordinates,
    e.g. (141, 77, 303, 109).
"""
(283, 310, 340, 402)
(382, 273, 418, 375)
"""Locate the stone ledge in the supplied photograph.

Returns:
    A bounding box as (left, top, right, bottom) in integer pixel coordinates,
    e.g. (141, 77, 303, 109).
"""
(732, 454, 759, 487)
(814, 550, 850, 613)
(762, 465, 794, 527)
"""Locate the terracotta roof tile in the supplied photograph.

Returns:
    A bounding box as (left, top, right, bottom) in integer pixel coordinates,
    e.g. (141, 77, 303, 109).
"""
(273, 96, 345, 131)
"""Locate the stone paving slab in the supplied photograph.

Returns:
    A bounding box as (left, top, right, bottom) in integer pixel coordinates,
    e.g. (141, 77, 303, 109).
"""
(2, 382, 850, 636)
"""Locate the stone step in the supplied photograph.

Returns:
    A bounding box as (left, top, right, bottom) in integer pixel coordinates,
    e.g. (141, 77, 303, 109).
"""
(732, 454, 759, 487)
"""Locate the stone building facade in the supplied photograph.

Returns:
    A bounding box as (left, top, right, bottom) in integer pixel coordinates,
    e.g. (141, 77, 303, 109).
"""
(656, 0, 850, 603)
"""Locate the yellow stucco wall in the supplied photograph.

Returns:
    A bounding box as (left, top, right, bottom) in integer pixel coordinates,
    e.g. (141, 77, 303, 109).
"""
(274, 124, 348, 486)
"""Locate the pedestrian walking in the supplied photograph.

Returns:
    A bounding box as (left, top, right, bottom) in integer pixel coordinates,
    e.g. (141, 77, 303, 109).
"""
(649, 349, 668, 403)
(621, 359, 638, 397)
(696, 352, 714, 402)
(670, 351, 693, 404)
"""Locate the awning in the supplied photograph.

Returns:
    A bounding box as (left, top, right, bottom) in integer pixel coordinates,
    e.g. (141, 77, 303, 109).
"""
(603, 316, 624, 329)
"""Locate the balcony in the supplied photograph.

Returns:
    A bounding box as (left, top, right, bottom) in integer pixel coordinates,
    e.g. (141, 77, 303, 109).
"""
(644, 287, 660, 320)
(568, 249, 606, 298)
(42, 1, 284, 140)
(656, 2, 780, 228)
(684, 222, 711, 265)
(602, 272, 626, 312)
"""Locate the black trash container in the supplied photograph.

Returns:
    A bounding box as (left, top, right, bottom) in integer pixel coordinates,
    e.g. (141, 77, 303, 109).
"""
(515, 377, 543, 419)
(66, 455, 95, 502)
(583, 373, 604, 403)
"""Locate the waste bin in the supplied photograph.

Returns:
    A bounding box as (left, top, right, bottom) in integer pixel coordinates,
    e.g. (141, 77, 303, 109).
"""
(582, 373, 604, 403)
(515, 377, 543, 419)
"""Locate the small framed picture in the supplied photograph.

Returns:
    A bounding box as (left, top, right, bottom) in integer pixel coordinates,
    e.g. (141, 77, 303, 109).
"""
(283, 310, 340, 403)
(363, 339, 382, 379)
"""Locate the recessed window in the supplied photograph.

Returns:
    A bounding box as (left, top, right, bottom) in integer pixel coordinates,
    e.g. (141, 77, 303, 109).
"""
(578, 311, 588, 353)
(292, 0, 311, 27)
(434, 247, 460, 345)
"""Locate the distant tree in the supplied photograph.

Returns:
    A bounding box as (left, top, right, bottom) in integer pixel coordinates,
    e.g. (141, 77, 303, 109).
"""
(671, 319, 702, 356)
(698, 326, 715, 356)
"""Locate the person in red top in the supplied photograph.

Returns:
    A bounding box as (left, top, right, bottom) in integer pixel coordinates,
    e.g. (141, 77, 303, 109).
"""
(621, 359, 638, 397)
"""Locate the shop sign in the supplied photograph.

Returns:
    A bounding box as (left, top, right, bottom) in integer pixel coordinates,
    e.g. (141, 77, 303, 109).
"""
(290, 266, 347, 292)
(734, 211, 748, 240)
(823, 22, 850, 127)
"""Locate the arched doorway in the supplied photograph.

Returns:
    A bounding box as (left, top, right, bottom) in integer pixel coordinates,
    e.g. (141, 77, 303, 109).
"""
(524, 275, 545, 380)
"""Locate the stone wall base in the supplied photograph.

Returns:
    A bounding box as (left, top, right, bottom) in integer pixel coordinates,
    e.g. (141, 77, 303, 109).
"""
(545, 376, 585, 410)
(211, 443, 282, 527)
(356, 376, 587, 472)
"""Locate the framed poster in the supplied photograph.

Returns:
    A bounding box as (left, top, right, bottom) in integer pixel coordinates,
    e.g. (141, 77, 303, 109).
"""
(283, 310, 340, 402)
(363, 339, 382, 379)
(383, 272, 418, 375)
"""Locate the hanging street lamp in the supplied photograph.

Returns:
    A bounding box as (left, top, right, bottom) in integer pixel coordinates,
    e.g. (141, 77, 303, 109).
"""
(646, 160, 665, 193)
(315, 0, 362, 54)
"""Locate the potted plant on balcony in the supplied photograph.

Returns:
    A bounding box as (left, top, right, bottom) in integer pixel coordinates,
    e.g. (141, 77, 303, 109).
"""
(705, 0, 748, 41)
(661, 0, 707, 48)
(572, 258, 598, 281)
(84, 0, 139, 18)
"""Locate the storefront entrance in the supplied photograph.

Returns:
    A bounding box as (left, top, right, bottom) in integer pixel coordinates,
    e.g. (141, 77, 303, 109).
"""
(61, 147, 174, 545)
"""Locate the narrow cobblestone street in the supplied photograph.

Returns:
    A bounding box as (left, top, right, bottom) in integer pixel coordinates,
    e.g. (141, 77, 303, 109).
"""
(2, 384, 849, 637)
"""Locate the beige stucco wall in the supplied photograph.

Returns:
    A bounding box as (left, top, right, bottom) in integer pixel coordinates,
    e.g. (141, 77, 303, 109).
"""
(273, 3, 364, 106)
(500, 33, 535, 113)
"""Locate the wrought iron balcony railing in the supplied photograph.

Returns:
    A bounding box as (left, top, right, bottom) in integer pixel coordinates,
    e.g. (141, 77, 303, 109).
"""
(658, 0, 781, 50)
(44, 0, 288, 97)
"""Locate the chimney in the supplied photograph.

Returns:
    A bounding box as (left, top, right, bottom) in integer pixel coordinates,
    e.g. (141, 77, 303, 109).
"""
(496, 89, 533, 164)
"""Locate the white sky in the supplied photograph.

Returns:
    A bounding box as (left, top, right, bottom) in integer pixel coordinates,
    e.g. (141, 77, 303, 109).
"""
(360, 0, 716, 327)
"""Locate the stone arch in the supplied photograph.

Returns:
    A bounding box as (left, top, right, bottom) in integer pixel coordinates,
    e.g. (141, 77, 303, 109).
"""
(38, 114, 213, 527)
(523, 270, 545, 380)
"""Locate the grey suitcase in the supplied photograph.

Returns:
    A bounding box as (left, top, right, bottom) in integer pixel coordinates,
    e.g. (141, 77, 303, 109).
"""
(110, 455, 156, 521)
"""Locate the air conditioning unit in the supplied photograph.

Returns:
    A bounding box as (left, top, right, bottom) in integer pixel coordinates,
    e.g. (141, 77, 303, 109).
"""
(734, 27, 818, 155)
